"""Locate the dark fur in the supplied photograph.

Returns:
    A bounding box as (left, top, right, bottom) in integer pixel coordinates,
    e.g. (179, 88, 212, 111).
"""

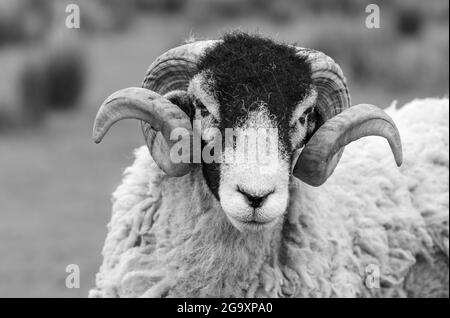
(196, 33, 313, 199)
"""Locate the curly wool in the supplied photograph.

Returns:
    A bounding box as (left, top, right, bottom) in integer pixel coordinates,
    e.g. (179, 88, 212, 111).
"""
(89, 98, 449, 298)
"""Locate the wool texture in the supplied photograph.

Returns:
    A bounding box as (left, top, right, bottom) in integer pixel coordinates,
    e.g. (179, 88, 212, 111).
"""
(89, 98, 449, 298)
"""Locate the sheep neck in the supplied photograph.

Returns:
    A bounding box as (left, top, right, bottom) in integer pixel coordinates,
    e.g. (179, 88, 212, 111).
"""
(164, 169, 284, 297)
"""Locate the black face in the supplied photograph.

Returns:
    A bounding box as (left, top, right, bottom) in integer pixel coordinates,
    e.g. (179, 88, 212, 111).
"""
(195, 33, 313, 200)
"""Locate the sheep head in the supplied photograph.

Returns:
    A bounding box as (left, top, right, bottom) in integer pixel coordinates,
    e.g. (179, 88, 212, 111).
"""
(93, 33, 402, 232)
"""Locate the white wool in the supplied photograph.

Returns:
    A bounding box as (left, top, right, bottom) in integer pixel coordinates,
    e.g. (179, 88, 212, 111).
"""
(90, 98, 449, 298)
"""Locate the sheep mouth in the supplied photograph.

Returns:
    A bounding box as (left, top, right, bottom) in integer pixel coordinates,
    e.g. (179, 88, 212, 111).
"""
(229, 216, 278, 232)
(246, 219, 272, 225)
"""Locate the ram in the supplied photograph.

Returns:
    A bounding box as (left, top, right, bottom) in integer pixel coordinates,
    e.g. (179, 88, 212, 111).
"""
(89, 33, 449, 298)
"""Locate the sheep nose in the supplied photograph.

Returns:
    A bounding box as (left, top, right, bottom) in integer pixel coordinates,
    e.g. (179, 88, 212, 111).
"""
(237, 187, 274, 208)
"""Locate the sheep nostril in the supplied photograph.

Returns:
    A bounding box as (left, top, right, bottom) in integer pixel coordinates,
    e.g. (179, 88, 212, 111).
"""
(237, 187, 274, 208)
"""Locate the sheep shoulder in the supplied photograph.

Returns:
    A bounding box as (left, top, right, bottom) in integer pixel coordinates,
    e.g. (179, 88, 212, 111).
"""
(90, 147, 243, 298)
(300, 98, 449, 297)
(89, 147, 175, 297)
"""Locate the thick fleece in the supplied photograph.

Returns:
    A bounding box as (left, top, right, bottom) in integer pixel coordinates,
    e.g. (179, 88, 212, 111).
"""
(89, 98, 449, 298)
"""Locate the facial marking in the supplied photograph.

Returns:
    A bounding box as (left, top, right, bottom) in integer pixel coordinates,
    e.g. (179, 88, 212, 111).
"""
(188, 33, 315, 232)
(188, 75, 317, 232)
(188, 76, 317, 233)
(189, 73, 220, 121)
(289, 89, 318, 149)
(218, 105, 290, 232)
(290, 88, 317, 127)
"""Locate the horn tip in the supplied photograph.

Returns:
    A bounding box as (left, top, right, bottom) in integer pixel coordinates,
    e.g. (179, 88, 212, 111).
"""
(394, 149, 403, 167)
(92, 130, 103, 144)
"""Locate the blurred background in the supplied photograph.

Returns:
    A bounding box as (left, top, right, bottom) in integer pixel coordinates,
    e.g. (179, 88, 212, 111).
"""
(0, 0, 448, 297)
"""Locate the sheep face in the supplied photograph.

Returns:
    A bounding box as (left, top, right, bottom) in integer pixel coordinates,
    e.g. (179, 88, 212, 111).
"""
(183, 35, 316, 232)
(93, 33, 402, 234)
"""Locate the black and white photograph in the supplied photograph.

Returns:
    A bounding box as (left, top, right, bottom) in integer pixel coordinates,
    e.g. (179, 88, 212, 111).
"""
(0, 0, 448, 301)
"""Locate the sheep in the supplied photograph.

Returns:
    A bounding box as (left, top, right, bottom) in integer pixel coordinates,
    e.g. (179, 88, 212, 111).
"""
(89, 33, 449, 298)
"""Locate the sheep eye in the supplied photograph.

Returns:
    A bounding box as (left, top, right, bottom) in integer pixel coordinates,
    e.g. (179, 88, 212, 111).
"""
(299, 106, 314, 126)
(196, 100, 205, 109)
(299, 116, 306, 125)
(195, 100, 210, 116)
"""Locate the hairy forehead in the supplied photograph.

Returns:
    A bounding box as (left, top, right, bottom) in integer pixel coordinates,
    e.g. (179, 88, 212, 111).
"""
(196, 33, 313, 127)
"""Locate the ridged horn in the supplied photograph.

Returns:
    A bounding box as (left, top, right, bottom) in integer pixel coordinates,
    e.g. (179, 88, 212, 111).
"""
(93, 41, 219, 177)
(92, 87, 192, 176)
(140, 41, 219, 176)
(292, 49, 402, 186)
(296, 48, 351, 122)
(294, 104, 403, 186)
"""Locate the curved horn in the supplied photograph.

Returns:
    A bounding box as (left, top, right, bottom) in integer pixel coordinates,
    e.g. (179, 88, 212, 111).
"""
(295, 48, 351, 127)
(139, 41, 219, 176)
(93, 41, 219, 177)
(292, 49, 402, 186)
(93, 87, 192, 176)
(291, 48, 350, 185)
(142, 40, 220, 94)
(294, 104, 403, 186)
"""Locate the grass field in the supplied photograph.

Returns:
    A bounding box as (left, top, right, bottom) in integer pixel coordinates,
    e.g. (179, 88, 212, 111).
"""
(0, 16, 172, 297)
(0, 11, 448, 297)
